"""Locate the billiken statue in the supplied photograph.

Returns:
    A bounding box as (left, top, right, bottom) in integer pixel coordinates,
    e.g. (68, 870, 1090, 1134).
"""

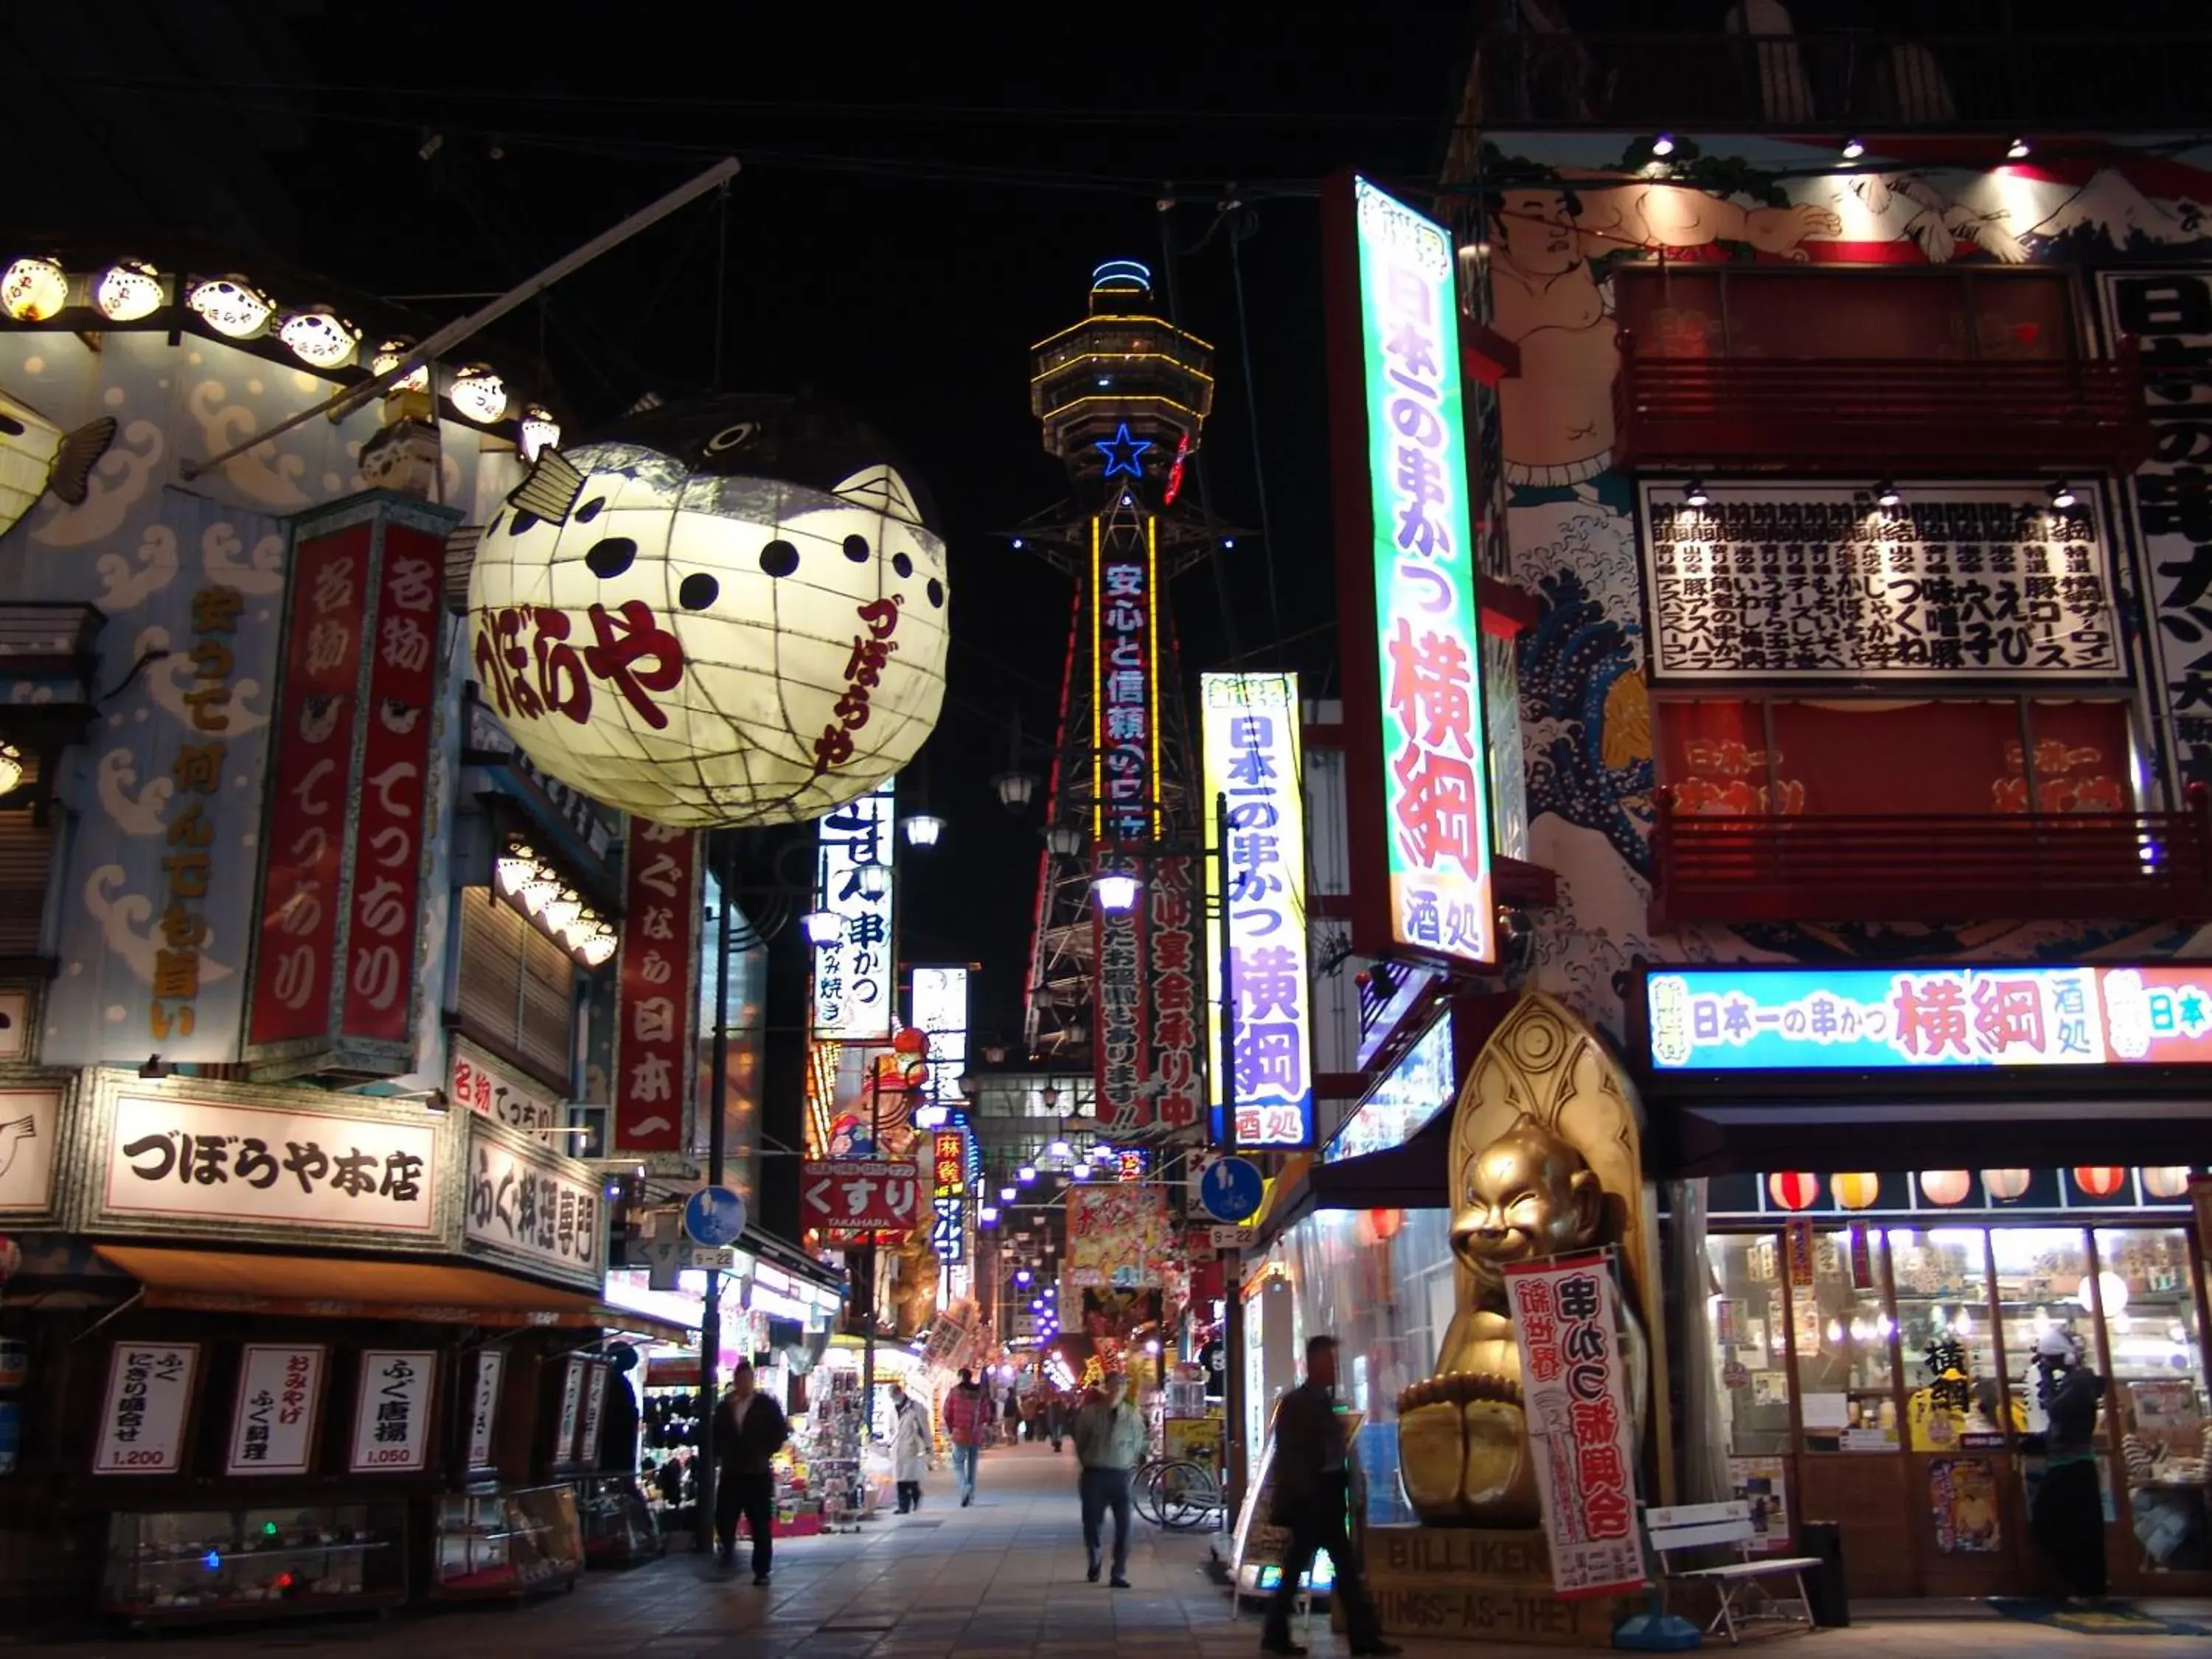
(1395, 997, 1655, 1528)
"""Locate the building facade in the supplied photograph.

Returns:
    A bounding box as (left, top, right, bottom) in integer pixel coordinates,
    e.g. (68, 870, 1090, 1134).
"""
(1465, 16, 2212, 1605)
(0, 246, 824, 1619)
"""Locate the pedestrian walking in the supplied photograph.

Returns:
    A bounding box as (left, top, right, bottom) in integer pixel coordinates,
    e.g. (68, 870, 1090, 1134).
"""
(890, 1382, 931, 1513)
(710, 1360, 789, 1584)
(1071, 1371, 1144, 1587)
(943, 1366, 988, 1506)
(1047, 1391, 1067, 1453)
(2029, 1327, 2110, 1603)
(1003, 1387, 1021, 1443)
(1260, 1336, 1397, 1658)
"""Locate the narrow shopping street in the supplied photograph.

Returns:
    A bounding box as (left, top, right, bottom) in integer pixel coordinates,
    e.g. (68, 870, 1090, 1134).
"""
(11, 1445, 2209, 1658)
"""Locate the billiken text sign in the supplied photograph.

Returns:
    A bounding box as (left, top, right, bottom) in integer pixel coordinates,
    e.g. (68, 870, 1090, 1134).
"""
(1324, 173, 1495, 970)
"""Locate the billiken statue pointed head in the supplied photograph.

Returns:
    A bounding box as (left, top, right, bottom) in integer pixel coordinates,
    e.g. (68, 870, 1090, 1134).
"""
(467, 394, 950, 828)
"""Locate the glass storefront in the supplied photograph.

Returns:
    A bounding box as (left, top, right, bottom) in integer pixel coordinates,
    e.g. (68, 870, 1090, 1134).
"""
(1704, 1200, 2210, 1588)
(1259, 1206, 1458, 1524)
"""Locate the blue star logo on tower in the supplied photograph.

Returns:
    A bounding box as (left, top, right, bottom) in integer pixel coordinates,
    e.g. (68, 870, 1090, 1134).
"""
(1094, 422, 1152, 479)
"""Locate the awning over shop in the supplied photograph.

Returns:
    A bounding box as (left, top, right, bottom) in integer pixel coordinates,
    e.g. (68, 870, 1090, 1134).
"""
(1658, 1094, 2212, 1178)
(1253, 1119, 1452, 1246)
(94, 1245, 691, 1342)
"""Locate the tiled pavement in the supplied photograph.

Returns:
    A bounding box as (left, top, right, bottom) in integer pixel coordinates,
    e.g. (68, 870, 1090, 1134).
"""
(21, 1444, 2212, 1655)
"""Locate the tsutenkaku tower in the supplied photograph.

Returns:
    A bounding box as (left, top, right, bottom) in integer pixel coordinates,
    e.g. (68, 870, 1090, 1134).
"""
(1018, 260, 1233, 1137)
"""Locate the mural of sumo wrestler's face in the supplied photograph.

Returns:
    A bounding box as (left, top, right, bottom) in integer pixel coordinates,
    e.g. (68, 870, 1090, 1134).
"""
(1490, 188, 1583, 276)
(1450, 1113, 1604, 1287)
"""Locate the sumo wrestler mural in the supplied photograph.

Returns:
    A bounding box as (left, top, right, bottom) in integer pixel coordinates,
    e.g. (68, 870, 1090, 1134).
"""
(1396, 994, 1662, 1528)
(1467, 136, 2212, 1038)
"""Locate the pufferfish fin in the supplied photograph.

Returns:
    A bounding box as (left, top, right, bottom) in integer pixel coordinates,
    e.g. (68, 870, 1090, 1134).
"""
(46, 417, 118, 507)
(507, 446, 586, 524)
(831, 464, 922, 525)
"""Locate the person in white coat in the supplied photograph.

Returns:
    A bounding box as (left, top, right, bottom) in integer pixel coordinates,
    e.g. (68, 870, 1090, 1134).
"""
(890, 1383, 932, 1514)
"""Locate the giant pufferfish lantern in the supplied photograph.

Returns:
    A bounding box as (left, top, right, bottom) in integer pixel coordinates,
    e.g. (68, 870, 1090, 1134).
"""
(467, 395, 950, 828)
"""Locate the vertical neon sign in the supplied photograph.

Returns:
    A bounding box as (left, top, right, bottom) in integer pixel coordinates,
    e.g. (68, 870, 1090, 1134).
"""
(1202, 672, 1313, 1148)
(1324, 173, 1494, 967)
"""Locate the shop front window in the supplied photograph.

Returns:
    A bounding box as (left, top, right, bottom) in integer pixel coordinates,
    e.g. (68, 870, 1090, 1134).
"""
(1790, 1228, 1898, 1446)
(2096, 1229, 2207, 1458)
(1888, 1228, 2004, 1450)
(2099, 1228, 2212, 1573)
(1707, 1232, 1791, 1456)
(1990, 1227, 2095, 1438)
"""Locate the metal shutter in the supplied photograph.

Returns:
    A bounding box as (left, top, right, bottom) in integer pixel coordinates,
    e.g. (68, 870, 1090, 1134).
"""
(456, 886, 574, 1091)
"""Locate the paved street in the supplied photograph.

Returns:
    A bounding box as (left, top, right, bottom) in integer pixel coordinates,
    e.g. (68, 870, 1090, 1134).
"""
(18, 1445, 2212, 1656)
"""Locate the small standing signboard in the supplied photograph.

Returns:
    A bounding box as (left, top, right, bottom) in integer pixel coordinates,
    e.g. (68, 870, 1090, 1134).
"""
(1503, 1249, 1646, 1601)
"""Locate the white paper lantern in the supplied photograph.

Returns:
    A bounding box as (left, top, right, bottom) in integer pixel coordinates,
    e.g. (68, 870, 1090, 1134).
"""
(467, 395, 950, 827)
(448, 364, 509, 423)
(186, 275, 272, 338)
(277, 309, 360, 369)
(1, 257, 69, 322)
(94, 260, 164, 322)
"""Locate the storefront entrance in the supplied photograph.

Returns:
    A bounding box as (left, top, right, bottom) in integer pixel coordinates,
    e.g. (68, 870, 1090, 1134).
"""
(1704, 1177, 2208, 1598)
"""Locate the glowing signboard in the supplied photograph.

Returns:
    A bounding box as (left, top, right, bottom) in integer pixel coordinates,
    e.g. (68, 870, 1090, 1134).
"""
(911, 965, 968, 1106)
(1324, 173, 1492, 969)
(1203, 672, 1313, 1149)
(1646, 965, 2212, 1072)
(1324, 1010, 1455, 1164)
(813, 777, 895, 1040)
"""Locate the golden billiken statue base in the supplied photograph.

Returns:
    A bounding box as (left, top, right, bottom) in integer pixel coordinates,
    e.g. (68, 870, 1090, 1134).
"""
(1394, 995, 1659, 1529)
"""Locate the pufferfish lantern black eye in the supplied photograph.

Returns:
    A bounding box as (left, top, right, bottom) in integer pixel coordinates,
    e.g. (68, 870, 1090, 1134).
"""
(679, 574, 719, 611)
(759, 540, 799, 578)
(585, 538, 636, 579)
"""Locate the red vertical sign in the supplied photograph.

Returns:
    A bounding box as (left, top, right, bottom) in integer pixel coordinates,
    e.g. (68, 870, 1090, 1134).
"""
(342, 524, 442, 1043)
(1147, 855, 1201, 1128)
(613, 820, 700, 1155)
(248, 524, 373, 1048)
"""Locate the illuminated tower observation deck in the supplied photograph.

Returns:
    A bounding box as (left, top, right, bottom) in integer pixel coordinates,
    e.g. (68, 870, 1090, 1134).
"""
(1015, 262, 1242, 1138)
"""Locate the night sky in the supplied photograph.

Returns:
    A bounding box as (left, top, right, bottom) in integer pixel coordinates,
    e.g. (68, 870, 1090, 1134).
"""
(15, 8, 1470, 1046)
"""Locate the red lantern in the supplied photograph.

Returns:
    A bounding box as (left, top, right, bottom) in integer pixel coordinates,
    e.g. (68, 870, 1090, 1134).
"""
(1767, 1172, 1820, 1211)
(2141, 1166, 2193, 1200)
(1919, 1171, 1972, 1206)
(2073, 1166, 2128, 1200)
(1832, 1173, 1881, 1211)
(1981, 1169, 2032, 1201)
(1368, 1208, 1405, 1242)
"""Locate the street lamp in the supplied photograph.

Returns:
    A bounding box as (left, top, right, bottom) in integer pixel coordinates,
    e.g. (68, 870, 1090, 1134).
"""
(1000, 1185, 1017, 1203)
(801, 910, 843, 946)
(855, 860, 891, 900)
(1018, 1164, 1037, 1183)
(903, 812, 945, 848)
(1073, 1162, 1092, 1180)
(993, 769, 1037, 811)
(957, 1071, 983, 1103)
(1046, 1139, 1072, 1161)
(1045, 822, 1085, 859)
(1092, 872, 1140, 913)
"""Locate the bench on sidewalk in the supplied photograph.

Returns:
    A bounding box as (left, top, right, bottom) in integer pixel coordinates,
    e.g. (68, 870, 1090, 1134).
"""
(1648, 1500, 1821, 1646)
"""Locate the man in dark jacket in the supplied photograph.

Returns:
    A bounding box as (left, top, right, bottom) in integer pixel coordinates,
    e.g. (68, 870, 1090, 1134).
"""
(1261, 1336, 1397, 1658)
(2030, 1327, 2110, 1602)
(711, 1360, 789, 1582)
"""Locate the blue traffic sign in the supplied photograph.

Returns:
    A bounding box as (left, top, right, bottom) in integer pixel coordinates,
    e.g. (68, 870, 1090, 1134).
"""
(1198, 1155, 1265, 1224)
(683, 1185, 748, 1248)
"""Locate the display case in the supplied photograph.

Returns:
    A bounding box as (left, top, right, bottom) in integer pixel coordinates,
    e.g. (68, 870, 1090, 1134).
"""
(574, 1474, 661, 1566)
(429, 1484, 582, 1598)
(101, 1503, 406, 1623)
